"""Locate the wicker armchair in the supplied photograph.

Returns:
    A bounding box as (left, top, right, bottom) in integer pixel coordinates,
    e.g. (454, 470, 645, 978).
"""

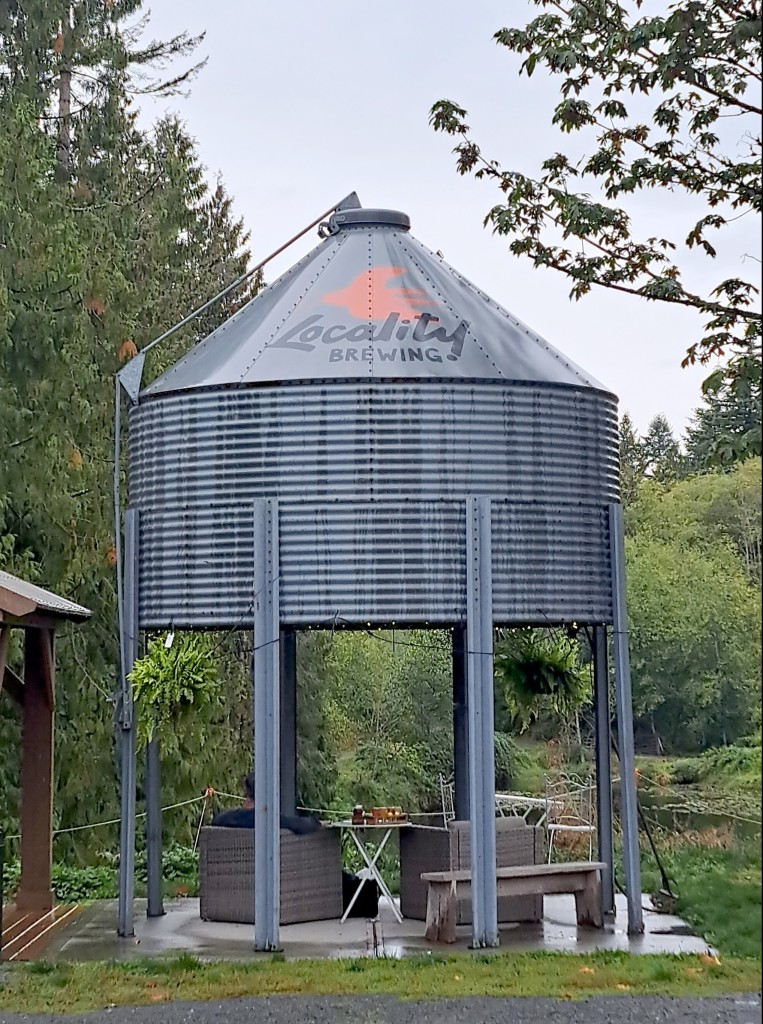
(399, 817, 544, 924)
(199, 826, 343, 925)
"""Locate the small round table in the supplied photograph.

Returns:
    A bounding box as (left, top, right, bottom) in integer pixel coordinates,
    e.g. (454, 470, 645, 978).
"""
(329, 820, 411, 922)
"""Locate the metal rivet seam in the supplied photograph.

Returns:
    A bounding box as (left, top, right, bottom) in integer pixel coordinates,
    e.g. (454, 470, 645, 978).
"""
(421, 239, 598, 388)
(395, 236, 506, 379)
(237, 234, 348, 384)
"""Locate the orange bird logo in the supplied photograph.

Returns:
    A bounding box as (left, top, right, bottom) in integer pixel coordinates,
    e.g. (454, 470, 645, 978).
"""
(322, 267, 436, 320)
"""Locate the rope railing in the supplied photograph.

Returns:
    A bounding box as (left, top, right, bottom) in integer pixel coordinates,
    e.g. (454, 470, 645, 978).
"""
(3, 794, 208, 843)
(4, 777, 757, 848)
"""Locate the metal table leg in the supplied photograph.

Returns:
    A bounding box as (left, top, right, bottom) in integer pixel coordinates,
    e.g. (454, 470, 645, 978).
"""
(341, 828, 402, 924)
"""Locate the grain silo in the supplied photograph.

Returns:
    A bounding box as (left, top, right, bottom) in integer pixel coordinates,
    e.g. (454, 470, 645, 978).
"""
(116, 198, 643, 950)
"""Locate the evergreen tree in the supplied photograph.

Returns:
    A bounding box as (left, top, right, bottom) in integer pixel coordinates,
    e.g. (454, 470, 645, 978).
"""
(641, 414, 685, 484)
(686, 364, 762, 471)
(0, 5, 255, 854)
(619, 411, 648, 508)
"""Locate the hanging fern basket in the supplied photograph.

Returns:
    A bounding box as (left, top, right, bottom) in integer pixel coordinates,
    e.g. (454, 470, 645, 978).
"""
(495, 628, 589, 731)
(129, 634, 221, 752)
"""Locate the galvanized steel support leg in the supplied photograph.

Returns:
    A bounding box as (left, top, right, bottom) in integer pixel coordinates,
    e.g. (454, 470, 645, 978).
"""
(280, 629, 297, 819)
(146, 738, 164, 918)
(465, 496, 498, 948)
(452, 625, 469, 822)
(593, 625, 615, 920)
(253, 499, 281, 951)
(117, 508, 138, 937)
(608, 504, 644, 935)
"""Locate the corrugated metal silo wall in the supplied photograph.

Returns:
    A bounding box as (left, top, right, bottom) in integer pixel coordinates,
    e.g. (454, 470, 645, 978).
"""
(128, 382, 619, 628)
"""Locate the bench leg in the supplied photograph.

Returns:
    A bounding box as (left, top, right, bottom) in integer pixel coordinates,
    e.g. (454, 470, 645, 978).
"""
(425, 882, 458, 944)
(574, 878, 604, 928)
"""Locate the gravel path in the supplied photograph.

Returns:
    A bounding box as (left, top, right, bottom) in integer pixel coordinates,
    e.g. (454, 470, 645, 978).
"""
(0, 995, 760, 1024)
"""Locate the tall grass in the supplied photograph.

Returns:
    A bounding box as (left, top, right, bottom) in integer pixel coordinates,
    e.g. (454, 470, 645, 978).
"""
(640, 827, 762, 958)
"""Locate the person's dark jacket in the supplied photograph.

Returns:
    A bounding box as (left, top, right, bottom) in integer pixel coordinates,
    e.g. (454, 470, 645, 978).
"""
(210, 807, 320, 835)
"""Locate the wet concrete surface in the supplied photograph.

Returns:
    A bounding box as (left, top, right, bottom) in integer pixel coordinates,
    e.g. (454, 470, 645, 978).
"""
(44, 893, 714, 963)
(0, 994, 761, 1024)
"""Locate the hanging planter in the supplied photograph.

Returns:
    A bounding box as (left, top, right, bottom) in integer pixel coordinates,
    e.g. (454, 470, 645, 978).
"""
(495, 628, 589, 731)
(129, 633, 221, 752)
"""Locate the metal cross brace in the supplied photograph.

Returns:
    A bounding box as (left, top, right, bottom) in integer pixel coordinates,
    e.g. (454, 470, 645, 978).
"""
(341, 827, 402, 924)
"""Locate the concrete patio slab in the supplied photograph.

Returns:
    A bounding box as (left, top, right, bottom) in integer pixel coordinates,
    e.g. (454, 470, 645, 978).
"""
(43, 893, 713, 963)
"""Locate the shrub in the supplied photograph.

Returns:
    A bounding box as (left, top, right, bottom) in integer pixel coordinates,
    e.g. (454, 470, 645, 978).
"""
(737, 731, 762, 749)
(162, 843, 199, 881)
(51, 864, 116, 903)
(1, 858, 20, 899)
(2, 859, 115, 904)
(494, 732, 527, 790)
(135, 843, 199, 885)
(701, 744, 762, 777)
(2, 845, 199, 903)
(670, 759, 701, 785)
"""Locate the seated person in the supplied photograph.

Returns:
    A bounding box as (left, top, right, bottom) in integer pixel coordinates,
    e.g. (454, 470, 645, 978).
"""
(211, 773, 320, 835)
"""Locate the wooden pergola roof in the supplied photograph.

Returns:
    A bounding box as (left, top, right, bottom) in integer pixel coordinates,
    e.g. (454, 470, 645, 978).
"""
(0, 570, 91, 629)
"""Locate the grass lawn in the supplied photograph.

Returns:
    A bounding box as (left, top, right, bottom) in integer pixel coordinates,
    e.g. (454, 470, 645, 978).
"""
(640, 833, 762, 959)
(0, 950, 760, 1014)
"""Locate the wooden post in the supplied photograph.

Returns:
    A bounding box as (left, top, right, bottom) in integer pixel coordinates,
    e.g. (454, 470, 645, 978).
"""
(17, 629, 55, 913)
(574, 876, 604, 928)
(425, 881, 458, 944)
(0, 626, 9, 686)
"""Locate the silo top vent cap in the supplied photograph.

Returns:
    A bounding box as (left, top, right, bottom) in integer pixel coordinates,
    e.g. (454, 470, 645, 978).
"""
(322, 208, 411, 236)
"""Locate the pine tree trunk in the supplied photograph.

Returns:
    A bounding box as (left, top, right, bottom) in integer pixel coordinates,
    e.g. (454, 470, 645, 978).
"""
(56, 67, 72, 182)
(650, 713, 663, 755)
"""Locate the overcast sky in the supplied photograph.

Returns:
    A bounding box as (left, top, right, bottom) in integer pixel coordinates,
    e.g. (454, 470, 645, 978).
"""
(138, 1, 761, 436)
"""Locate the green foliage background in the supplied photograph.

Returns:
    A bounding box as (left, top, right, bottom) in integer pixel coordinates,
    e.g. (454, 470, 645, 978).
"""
(624, 459, 762, 752)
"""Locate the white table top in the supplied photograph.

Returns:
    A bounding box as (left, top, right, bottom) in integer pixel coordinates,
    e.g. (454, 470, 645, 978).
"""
(327, 818, 412, 829)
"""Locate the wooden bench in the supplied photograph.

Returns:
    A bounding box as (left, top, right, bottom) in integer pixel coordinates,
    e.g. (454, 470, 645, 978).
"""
(421, 861, 606, 943)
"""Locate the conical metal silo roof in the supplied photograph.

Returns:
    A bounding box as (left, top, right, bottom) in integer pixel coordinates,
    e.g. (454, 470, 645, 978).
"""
(143, 206, 606, 396)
